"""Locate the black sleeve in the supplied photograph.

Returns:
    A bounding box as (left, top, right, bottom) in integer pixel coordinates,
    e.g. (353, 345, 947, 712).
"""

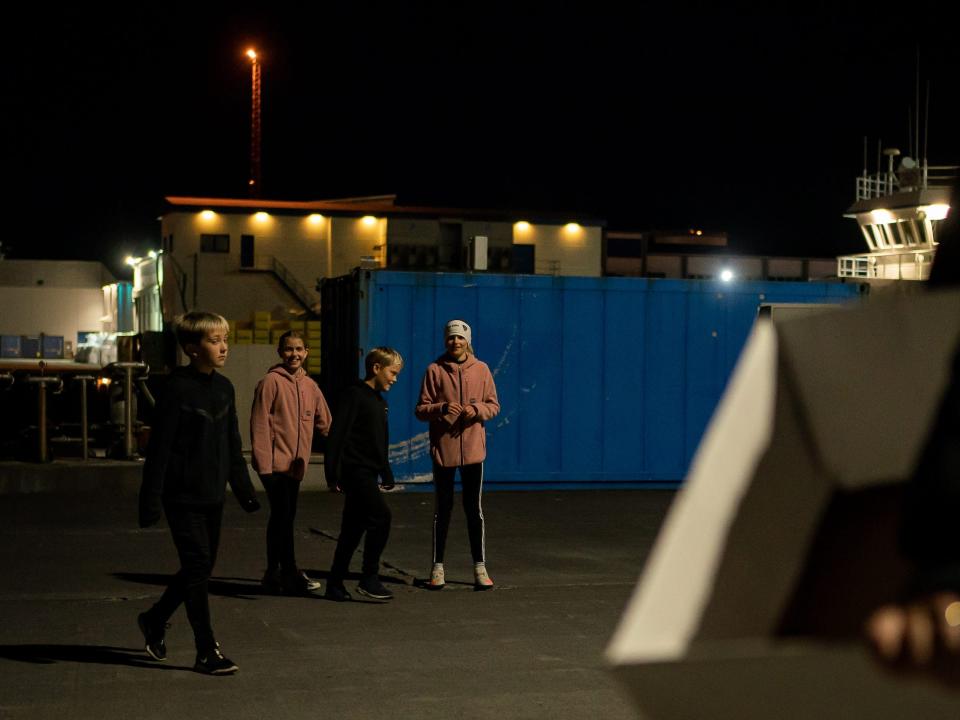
(226, 383, 258, 510)
(380, 412, 395, 488)
(325, 388, 358, 490)
(139, 380, 179, 527)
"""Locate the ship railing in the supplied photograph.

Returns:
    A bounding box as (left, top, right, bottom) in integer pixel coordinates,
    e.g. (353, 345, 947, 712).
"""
(855, 172, 899, 200)
(837, 248, 935, 281)
(856, 165, 958, 200)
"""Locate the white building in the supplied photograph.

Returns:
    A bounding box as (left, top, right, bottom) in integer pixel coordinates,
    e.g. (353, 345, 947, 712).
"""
(158, 194, 605, 322)
(0, 260, 124, 357)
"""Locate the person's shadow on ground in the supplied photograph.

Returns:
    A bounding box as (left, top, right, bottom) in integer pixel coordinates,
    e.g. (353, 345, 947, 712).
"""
(113, 572, 271, 600)
(0, 644, 191, 671)
(113, 571, 407, 601)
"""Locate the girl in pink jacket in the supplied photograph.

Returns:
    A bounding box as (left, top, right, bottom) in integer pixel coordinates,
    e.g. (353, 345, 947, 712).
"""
(251, 330, 332, 595)
(415, 319, 500, 590)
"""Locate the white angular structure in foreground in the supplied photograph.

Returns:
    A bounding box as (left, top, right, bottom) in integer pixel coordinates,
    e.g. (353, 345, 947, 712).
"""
(608, 290, 960, 719)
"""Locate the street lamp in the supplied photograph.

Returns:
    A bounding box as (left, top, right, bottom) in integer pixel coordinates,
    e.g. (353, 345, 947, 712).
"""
(247, 48, 261, 197)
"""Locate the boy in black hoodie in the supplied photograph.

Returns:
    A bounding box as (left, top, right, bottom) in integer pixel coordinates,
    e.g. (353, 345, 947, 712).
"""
(137, 311, 260, 675)
(324, 347, 403, 602)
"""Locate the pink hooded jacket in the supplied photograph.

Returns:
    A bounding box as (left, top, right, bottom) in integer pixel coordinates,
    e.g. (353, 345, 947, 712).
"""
(415, 354, 500, 467)
(250, 364, 332, 481)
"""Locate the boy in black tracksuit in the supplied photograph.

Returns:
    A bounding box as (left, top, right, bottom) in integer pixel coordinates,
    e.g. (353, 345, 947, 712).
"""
(324, 347, 403, 602)
(137, 311, 260, 675)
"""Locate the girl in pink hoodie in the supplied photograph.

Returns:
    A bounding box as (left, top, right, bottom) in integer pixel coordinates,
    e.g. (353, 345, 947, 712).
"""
(251, 330, 332, 595)
(415, 319, 500, 590)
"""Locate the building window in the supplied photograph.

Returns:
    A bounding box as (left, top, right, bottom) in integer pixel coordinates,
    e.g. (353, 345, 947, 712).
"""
(201, 234, 230, 253)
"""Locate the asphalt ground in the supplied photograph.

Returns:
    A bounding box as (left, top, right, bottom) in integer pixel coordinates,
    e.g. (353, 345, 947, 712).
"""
(0, 482, 674, 719)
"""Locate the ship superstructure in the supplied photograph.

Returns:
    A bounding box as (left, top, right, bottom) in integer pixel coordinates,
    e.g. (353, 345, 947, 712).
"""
(839, 149, 955, 280)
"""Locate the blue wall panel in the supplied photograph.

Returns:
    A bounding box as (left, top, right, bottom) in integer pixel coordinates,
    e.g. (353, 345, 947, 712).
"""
(517, 284, 563, 476)
(602, 285, 646, 476)
(560, 285, 604, 477)
(644, 283, 687, 479)
(358, 271, 862, 485)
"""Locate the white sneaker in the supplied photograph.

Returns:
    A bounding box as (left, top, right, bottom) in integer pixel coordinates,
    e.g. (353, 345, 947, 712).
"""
(428, 563, 445, 590)
(474, 563, 494, 590)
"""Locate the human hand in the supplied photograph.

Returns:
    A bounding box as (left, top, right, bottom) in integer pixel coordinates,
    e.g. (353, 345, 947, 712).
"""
(866, 592, 960, 680)
(461, 404, 478, 420)
(445, 402, 463, 418)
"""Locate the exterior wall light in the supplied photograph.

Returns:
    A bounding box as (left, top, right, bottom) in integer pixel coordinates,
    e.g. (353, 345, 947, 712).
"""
(921, 204, 950, 221)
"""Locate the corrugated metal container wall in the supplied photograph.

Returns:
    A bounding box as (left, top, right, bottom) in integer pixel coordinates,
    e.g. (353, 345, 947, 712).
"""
(354, 271, 862, 485)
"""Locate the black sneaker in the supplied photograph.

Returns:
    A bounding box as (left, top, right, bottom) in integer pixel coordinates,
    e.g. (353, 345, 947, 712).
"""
(194, 645, 239, 675)
(137, 612, 167, 661)
(261, 568, 282, 594)
(357, 575, 394, 601)
(324, 583, 352, 602)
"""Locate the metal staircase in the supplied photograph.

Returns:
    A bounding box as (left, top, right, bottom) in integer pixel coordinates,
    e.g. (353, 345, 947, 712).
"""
(241, 255, 319, 317)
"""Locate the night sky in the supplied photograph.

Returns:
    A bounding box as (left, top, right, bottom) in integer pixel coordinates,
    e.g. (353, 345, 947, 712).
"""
(6, 4, 960, 276)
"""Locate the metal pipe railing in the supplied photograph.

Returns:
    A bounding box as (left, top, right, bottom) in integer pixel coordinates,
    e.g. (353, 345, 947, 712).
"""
(25, 364, 63, 463)
(106, 362, 149, 460)
(73, 375, 96, 461)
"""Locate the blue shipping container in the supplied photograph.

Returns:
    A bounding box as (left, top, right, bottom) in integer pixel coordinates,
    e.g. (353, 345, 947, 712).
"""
(1, 335, 21, 358)
(355, 271, 862, 485)
(42, 335, 64, 359)
(20, 336, 41, 359)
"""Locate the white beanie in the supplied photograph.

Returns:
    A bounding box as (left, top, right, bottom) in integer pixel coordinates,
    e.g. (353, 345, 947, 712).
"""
(444, 319, 472, 345)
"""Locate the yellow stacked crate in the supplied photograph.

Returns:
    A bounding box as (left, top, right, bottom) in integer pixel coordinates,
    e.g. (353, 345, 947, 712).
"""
(233, 320, 253, 345)
(254, 311, 272, 345)
(306, 320, 321, 351)
(271, 320, 291, 346)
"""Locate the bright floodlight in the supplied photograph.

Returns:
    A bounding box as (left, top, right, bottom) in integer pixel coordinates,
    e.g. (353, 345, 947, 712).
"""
(720, 269, 734, 282)
(923, 204, 950, 221)
(246, 49, 257, 61)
